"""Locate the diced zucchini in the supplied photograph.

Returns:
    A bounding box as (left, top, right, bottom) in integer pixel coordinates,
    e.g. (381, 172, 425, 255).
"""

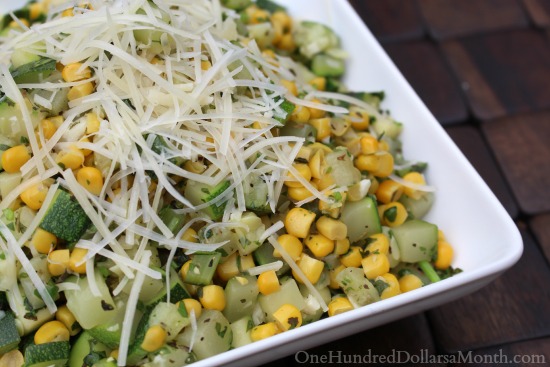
(294, 21, 340, 59)
(89, 358, 117, 367)
(143, 346, 196, 367)
(258, 278, 305, 321)
(148, 302, 189, 341)
(223, 275, 259, 323)
(230, 316, 254, 348)
(255, 0, 286, 12)
(151, 136, 186, 167)
(184, 180, 231, 220)
(399, 192, 435, 220)
(311, 53, 345, 77)
(235, 212, 264, 255)
(222, 0, 252, 11)
(0, 100, 43, 147)
(184, 252, 222, 286)
(274, 98, 295, 123)
(340, 196, 382, 243)
(336, 267, 379, 307)
(382, 227, 400, 268)
(298, 283, 331, 325)
(0, 248, 17, 291)
(279, 121, 317, 142)
(25, 341, 70, 367)
(68, 332, 109, 367)
(344, 91, 385, 109)
(0, 311, 21, 354)
(198, 225, 240, 260)
(247, 23, 275, 49)
(324, 148, 361, 187)
(0, 171, 23, 203)
(176, 310, 232, 360)
(243, 173, 272, 214)
(11, 57, 57, 84)
(371, 116, 403, 139)
(252, 243, 290, 276)
(87, 305, 125, 349)
(391, 219, 438, 263)
(64, 271, 118, 330)
(30, 88, 69, 116)
(38, 189, 91, 243)
(145, 270, 190, 308)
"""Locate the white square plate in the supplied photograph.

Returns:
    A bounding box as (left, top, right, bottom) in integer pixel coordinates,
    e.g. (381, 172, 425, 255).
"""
(0, 1, 523, 366)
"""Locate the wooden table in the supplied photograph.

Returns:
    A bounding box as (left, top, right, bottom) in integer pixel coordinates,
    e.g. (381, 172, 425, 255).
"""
(264, 1, 550, 365)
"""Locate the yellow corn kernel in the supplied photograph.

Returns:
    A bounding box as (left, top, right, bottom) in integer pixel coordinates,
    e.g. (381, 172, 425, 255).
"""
(281, 79, 298, 96)
(308, 142, 333, 154)
(373, 152, 394, 178)
(0, 350, 24, 367)
(308, 99, 326, 119)
(273, 304, 302, 331)
(62, 63, 92, 82)
(86, 112, 101, 134)
(309, 76, 327, 91)
(296, 146, 313, 162)
(438, 229, 446, 242)
(287, 185, 315, 202)
(2, 145, 31, 173)
(250, 322, 280, 341)
(20, 183, 49, 210)
(365, 233, 390, 256)
(319, 190, 347, 214)
(67, 82, 94, 101)
(69, 248, 88, 274)
(399, 273, 423, 293)
(284, 208, 316, 238)
(258, 270, 280, 295)
(77, 166, 104, 195)
(182, 298, 202, 319)
(62, 8, 74, 17)
(40, 119, 57, 140)
(347, 107, 370, 131)
(216, 252, 239, 282)
(368, 176, 379, 195)
(199, 285, 226, 311)
(308, 149, 325, 179)
(402, 172, 426, 199)
(316, 216, 347, 241)
(34, 321, 70, 344)
(381, 202, 408, 227)
(359, 135, 379, 155)
(271, 11, 292, 31)
(249, 8, 270, 24)
(31, 228, 57, 254)
(141, 325, 167, 352)
(314, 173, 336, 192)
(182, 228, 198, 243)
(376, 180, 403, 204)
(334, 238, 350, 256)
(79, 137, 92, 156)
(110, 349, 119, 360)
(293, 254, 324, 284)
(339, 246, 362, 268)
(308, 118, 331, 141)
(378, 273, 401, 299)
(304, 234, 334, 258)
(184, 160, 207, 174)
(273, 234, 303, 261)
(362, 253, 390, 280)
(56, 148, 84, 170)
(435, 241, 453, 270)
(48, 249, 70, 276)
(328, 297, 354, 316)
(56, 305, 80, 336)
(239, 254, 255, 273)
(378, 140, 390, 151)
(200, 60, 212, 71)
(329, 264, 345, 289)
(30, 2, 44, 20)
(180, 260, 191, 282)
(355, 154, 378, 172)
(8, 19, 30, 28)
(285, 163, 312, 187)
(277, 33, 296, 51)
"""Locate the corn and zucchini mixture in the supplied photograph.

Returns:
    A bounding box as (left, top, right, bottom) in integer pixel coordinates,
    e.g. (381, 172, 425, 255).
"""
(0, 0, 461, 366)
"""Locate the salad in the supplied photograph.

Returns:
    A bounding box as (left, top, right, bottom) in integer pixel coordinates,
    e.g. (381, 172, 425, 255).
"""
(0, 0, 461, 366)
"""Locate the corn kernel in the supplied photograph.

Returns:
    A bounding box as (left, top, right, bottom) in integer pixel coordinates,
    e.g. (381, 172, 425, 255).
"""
(381, 202, 408, 227)
(198, 285, 226, 311)
(328, 297, 354, 316)
(40, 119, 58, 140)
(308, 118, 331, 141)
(77, 166, 104, 195)
(216, 252, 239, 282)
(273, 234, 303, 261)
(316, 216, 347, 241)
(355, 154, 378, 172)
(31, 229, 57, 254)
(20, 183, 49, 210)
(56, 305, 81, 336)
(361, 253, 390, 280)
(273, 304, 302, 331)
(250, 322, 280, 341)
(284, 207, 316, 238)
(347, 107, 370, 131)
(69, 248, 88, 274)
(2, 145, 31, 173)
(62, 63, 92, 82)
(435, 241, 453, 270)
(281, 79, 298, 96)
(67, 81, 94, 101)
(56, 148, 84, 170)
(329, 264, 345, 289)
(35, 321, 70, 344)
(141, 325, 167, 352)
(376, 180, 403, 204)
(309, 77, 326, 91)
(308, 99, 326, 119)
(340, 246, 362, 268)
(48, 249, 70, 276)
(334, 238, 350, 256)
(182, 298, 202, 319)
(287, 185, 315, 202)
(285, 163, 311, 188)
(304, 234, 334, 258)
(365, 233, 390, 256)
(258, 270, 280, 295)
(402, 172, 426, 200)
(378, 273, 401, 299)
(373, 152, 394, 178)
(293, 254, 324, 284)
(359, 135, 378, 155)
(86, 113, 101, 134)
(308, 149, 325, 179)
(399, 273, 423, 293)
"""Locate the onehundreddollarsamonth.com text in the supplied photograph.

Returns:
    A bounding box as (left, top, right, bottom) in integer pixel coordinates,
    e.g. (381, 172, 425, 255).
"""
(294, 349, 547, 364)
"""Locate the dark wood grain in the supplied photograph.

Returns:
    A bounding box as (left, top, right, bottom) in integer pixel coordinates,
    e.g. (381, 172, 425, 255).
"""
(441, 30, 550, 121)
(384, 41, 468, 125)
(481, 112, 550, 215)
(522, 0, 550, 28)
(418, 0, 529, 40)
(428, 225, 550, 353)
(290, 314, 438, 366)
(445, 125, 518, 218)
(449, 337, 550, 366)
(529, 214, 550, 264)
(348, 0, 424, 43)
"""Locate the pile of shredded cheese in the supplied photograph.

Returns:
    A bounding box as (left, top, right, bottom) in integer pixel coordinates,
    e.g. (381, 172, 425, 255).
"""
(0, 0, 351, 364)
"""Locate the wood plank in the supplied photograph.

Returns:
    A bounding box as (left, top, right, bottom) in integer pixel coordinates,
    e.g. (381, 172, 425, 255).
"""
(522, 0, 550, 28)
(348, 0, 424, 42)
(428, 225, 550, 353)
(482, 112, 550, 214)
(529, 214, 550, 264)
(442, 30, 550, 121)
(384, 41, 468, 125)
(418, 0, 529, 40)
